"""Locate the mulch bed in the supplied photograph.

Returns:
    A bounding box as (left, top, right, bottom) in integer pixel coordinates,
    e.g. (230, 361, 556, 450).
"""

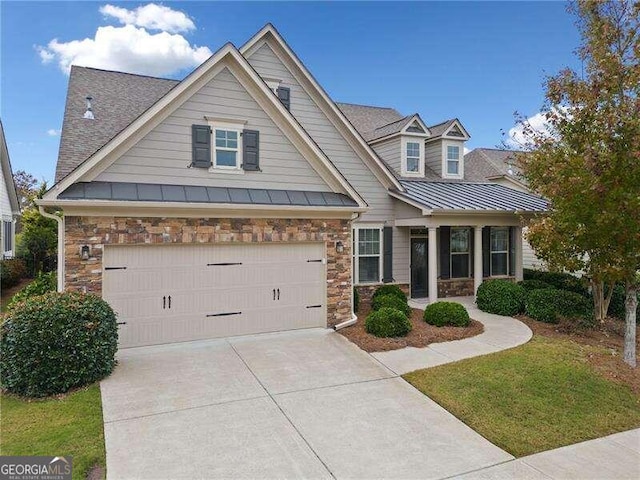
(516, 314, 640, 395)
(338, 302, 484, 353)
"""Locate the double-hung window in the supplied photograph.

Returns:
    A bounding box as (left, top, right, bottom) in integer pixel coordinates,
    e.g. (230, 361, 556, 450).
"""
(353, 227, 381, 283)
(490, 227, 509, 276)
(450, 227, 470, 278)
(447, 145, 460, 175)
(214, 129, 240, 169)
(406, 142, 421, 173)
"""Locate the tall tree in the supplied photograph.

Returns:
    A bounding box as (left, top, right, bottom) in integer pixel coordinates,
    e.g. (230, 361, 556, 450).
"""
(12, 170, 39, 209)
(515, 0, 639, 366)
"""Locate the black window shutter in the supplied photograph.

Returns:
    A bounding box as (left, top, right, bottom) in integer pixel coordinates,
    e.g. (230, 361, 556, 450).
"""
(191, 125, 211, 168)
(276, 86, 291, 110)
(242, 130, 260, 171)
(382, 226, 393, 283)
(469, 228, 474, 277)
(509, 227, 516, 277)
(482, 227, 491, 277)
(440, 226, 450, 280)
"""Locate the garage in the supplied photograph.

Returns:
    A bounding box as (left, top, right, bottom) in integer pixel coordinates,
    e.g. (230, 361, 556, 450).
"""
(103, 242, 327, 348)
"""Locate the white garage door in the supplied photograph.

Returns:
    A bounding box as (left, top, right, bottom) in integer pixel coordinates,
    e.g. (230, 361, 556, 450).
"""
(103, 243, 327, 348)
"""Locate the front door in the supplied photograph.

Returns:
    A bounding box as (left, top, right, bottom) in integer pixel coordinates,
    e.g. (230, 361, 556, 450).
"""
(410, 238, 428, 298)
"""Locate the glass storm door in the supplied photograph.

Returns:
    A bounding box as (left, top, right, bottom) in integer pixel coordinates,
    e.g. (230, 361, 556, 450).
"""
(410, 238, 428, 298)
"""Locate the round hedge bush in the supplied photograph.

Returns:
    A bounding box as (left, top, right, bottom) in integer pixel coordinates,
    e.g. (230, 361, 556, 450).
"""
(371, 284, 407, 303)
(423, 301, 470, 327)
(476, 280, 525, 316)
(0, 292, 118, 397)
(365, 307, 412, 338)
(371, 293, 411, 316)
(525, 288, 593, 324)
(517, 279, 554, 292)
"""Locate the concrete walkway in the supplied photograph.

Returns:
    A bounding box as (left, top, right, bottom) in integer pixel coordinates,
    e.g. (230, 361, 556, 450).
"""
(453, 428, 640, 479)
(371, 296, 533, 374)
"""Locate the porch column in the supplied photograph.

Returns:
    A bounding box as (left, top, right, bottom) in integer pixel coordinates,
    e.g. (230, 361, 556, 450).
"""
(428, 227, 438, 302)
(474, 225, 483, 297)
(514, 226, 524, 281)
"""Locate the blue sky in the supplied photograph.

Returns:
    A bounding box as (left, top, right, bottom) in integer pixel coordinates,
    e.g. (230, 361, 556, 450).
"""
(0, 1, 581, 184)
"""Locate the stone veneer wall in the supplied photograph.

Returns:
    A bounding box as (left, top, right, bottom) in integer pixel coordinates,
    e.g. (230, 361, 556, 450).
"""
(64, 216, 352, 327)
(438, 279, 475, 298)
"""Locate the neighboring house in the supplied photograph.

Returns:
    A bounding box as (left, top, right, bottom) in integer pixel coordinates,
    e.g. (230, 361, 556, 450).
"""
(0, 120, 20, 259)
(464, 148, 546, 270)
(38, 24, 546, 348)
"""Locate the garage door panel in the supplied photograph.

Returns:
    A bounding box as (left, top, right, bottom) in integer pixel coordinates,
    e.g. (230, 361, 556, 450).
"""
(104, 243, 328, 348)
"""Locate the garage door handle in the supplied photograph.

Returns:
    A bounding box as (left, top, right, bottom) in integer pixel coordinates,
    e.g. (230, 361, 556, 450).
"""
(168, 296, 171, 309)
(273, 288, 276, 300)
(163, 296, 166, 309)
(277, 288, 280, 300)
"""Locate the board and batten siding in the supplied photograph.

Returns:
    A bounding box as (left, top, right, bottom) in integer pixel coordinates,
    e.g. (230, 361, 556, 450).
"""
(95, 68, 331, 192)
(372, 138, 402, 175)
(245, 43, 409, 283)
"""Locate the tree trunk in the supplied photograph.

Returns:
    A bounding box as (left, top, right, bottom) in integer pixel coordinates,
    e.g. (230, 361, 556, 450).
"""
(623, 282, 637, 368)
(592, 280, 615, 323)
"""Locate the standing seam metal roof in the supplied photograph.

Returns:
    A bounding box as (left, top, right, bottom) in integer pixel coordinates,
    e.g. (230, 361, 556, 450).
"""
(396, 180, 547, 212)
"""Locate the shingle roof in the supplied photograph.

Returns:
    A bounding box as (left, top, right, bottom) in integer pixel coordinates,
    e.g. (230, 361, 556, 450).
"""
(56, 66, 179, 182)
(395, 180, 547, 212)
(427, 119, 456, 138)
(464, 148, 525, 182)
(336, 102, 406, 141)
(58, 182, 359, 207)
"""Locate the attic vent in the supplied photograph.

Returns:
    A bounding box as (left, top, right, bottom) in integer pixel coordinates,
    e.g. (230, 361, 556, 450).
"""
(83, 96, 95, 120)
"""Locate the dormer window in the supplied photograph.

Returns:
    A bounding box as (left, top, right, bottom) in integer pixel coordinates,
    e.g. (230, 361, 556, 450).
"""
(446, 145, 460, 175)
(402, 137, 424, 176)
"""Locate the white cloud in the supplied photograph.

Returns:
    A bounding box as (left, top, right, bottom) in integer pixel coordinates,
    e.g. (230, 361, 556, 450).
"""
(37, 4, 211, 77)
(99, 3, 195, 34)
(47, 129, 60, 136)
(506, 112, 552, 148)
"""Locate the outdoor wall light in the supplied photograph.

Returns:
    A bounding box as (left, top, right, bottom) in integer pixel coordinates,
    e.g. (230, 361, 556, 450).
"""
(335, 241, 344, 253)
(80, 245, 90, 260)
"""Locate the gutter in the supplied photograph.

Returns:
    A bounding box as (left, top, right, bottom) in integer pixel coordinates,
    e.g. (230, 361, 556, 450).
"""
(38, 206, 64, 292)
(334, 211, 361, 331)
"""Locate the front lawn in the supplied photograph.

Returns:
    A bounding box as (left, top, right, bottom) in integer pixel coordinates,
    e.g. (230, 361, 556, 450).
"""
(0, 385, 106, 480)
(404, 336, 640, 457)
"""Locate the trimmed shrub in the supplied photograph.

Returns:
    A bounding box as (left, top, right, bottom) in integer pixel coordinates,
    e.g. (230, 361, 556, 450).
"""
(517, 279, 554, 292)
(423, 302, 470, 327)
(525, 288, 593, 324)
(372, 284, 407, 303)
(0, 292, 118, 397)
(476, 280, 526, 316)
(523, 269, 588, 297)
(7, 271, 57, 310)
(365, 307, 412, 338)
(353, 287, 360, 314)
(0, 258, 27, 289)
(372, 293, 411, 316)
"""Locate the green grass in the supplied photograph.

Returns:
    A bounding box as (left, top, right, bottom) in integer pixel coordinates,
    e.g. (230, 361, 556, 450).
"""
(1, 385, 106, 480)
(403, 336, 640, 457)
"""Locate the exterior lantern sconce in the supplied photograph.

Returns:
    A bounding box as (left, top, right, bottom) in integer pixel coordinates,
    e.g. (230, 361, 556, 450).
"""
(335, 241, 344, 253)
(80, 245, 90, 260)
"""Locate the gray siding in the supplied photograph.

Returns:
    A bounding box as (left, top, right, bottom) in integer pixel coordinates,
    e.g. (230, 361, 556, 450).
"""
(246, 43, 406, 282)
(523, 227, 545, 269)
(96, 68, 331, 191)
(372, 138, 401, 176)
(425, 140, 442, 177)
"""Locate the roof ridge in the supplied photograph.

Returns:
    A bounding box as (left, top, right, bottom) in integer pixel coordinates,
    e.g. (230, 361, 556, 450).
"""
(427, 118, 454, 128)
(70, 65, 181, 83)
(335, 101, 399, 111)
(374, 115, 413, 131)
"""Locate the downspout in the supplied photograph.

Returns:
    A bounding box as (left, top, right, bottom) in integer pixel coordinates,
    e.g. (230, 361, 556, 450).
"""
(38, 206, 64, 292)
(334, 211, 360, 331)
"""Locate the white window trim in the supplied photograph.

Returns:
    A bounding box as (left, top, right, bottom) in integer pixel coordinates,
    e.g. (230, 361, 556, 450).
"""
(490, 227, 510, 277)
(442, 140, 464, 179)
(450, 227, 471, 279)
(352, 224, 384, 285)
(208, 120, 245, 173)
(401, 136, 425, 177)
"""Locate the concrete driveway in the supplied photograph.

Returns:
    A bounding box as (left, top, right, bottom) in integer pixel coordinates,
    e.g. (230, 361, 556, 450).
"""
(101, 329, 512, 479)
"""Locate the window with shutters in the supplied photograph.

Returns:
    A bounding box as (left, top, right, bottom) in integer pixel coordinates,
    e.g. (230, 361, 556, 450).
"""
(490, 227, 509, 276)
(207, 120, 246, 172)
(450, 227, 470, 278)
(353, 227, 383, 284)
